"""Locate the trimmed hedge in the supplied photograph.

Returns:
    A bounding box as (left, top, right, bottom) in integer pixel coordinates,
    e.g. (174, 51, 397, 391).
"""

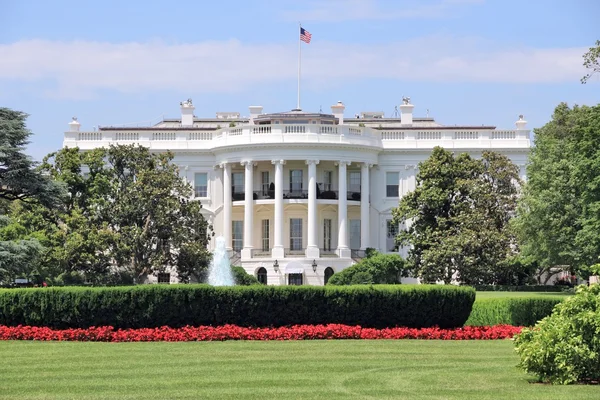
(465, 297, 564, 326)
(0, 284, 475, 330)
(471, 285, 565, 292)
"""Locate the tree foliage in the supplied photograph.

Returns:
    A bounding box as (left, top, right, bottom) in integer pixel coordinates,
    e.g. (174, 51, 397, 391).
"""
(392, 147, 521, 284)
(0, 108, 65, 208)
(326, 252, 407, 285)
(514, 103, 600, 277)
(581, 40, 600, 84)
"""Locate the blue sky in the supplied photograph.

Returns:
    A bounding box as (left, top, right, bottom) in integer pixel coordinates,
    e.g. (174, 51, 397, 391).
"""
(1, 0, 599, 161)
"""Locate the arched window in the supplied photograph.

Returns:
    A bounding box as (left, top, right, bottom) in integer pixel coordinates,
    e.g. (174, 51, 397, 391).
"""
(324, 267, 335, 285)
(256, 267, 267, 285)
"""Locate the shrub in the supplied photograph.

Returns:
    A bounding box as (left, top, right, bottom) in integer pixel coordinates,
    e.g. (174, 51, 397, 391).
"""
(514, 284, 600, 384)
(465, 297, 563, 326)
(0, 284, 475, 329)
(471, 285, 564, 292)
(327, 253, 407, 285)
(231, 266, 260, 286)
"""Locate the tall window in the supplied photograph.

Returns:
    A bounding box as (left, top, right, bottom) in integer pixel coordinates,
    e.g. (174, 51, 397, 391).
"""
(290, 170, 303, 193)
(256, 267, 267, 285)
(323, 171, 333, 191)
(323, 219, 332, 251)
(350, 219, 361, 250)
(232, 172, 244, 194)
(194, 173, 208, 197)
(261, 171, 269, 195)
(232, 221, 243, 251)
(262, 219, 270, 251)
(386, 219, 398, 252)
(386, 172, 399, 197)
(290, 218, 303, 251)
(349, 171, 361, 193)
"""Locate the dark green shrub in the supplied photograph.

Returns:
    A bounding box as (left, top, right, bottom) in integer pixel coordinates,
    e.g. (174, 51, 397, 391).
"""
(514, 284, 600, 384)
(327, 253, 407, 285)
(0, 284, 475, 329)
(471, 285, 565, 292)
(231, 266, 260, 286)
(465, 297, 564, 326)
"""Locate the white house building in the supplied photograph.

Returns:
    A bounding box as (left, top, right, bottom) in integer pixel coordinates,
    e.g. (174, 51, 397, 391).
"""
(63, 98, 530, 285)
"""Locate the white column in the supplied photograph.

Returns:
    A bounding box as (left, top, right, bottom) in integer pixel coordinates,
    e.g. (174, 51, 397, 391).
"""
(271, 160, 285, 259)
(306, 159, 320, 258)
(241, 160, 254, 259)
(360, 163, 370, 250)
(337, 161, 351, 257)
(221, 162, 232, 251)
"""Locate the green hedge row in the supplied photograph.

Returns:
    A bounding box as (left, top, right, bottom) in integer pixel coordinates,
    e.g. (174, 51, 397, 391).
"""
(471, 285, 565, 292)
(465, 297, 564, 326)
(0, 284, 475, 329)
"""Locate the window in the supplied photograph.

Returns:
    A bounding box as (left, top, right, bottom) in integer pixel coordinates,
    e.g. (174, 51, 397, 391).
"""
(324, 267, 335, 285)
(323, 219, 332, 251)
(194, 173, 208, 197)
(323, 171, 333, 191)
(290, 170, 303, 193)
(349, 171, 361, 193)
(256, 267, 267, 285)
(290, 218, 303, 251)
(261, 171, 269, 195)
(288, 273, 303, 285)
(232, 172, 244, 194)
(350, 219, 361, 250)
(386, 172, 399, 197)
(232, 221, 243, 251)
(157, 273, 170, 284)
(262, 219, 270, 251)
(386, 219, 398, 252)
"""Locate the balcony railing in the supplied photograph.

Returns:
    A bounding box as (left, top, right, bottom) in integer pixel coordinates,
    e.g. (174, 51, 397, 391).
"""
(283, 190, 308, 199)
(320, 249, 338, 257)
(231, 188, 362, 202)
(284, 248, 305, 257)
(250, 249, 271, 258)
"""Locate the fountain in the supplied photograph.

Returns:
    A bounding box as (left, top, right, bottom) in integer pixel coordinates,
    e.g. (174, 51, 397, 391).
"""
(207, 236, 235, 286)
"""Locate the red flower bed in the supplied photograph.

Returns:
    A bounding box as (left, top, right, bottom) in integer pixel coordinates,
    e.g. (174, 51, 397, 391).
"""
(0, 324, 523, 342)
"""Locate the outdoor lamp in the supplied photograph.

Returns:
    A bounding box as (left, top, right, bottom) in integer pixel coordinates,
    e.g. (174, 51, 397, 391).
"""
(273, 259, 279, 272)
(312, 259, 317, 273)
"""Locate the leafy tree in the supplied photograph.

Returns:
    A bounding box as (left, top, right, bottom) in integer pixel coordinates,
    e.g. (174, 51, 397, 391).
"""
(0, 215, 45, 285)
(514, 103, 600, 279)
(0, 108, 65, 208)
(393, 147, 520, 284)
(581, 40, 600, 84)
(232, 266, 260, 285)
(326, 253, 407, 285)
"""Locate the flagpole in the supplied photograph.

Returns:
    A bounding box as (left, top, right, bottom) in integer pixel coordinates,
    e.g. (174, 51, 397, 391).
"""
(297, 22, 301, 110)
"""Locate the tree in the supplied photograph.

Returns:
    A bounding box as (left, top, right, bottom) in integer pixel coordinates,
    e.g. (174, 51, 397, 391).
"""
(0, 214, 45, 285)
(326, 252, 407, 285)
(0, 108, 65, 208)
(31, 144, 213, 283)
(514, 103, 600, 279)
(392, 147, 520, 284)
(581, 40, 600, 84)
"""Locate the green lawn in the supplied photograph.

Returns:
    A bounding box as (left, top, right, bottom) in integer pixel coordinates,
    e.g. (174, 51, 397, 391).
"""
(476, 291, 571, 299)
(0, 340, 597, 400)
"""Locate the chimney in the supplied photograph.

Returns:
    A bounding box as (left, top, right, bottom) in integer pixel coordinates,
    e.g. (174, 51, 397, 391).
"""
(249, 106, 263, 125)
(68, 116, 81, 132)
(180, 98, 195, 127)
(399, 96, 414, 126)
(331, 101, 345, 124)
(515, 114, 527, 130)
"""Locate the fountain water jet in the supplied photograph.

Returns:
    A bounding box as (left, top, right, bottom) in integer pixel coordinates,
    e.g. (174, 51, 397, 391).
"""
(207, 236, 235, 286)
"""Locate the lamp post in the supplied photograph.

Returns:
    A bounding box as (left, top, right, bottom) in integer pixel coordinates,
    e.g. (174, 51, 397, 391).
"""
(312, 259, 317, 273)
(273, 259, 279, 272)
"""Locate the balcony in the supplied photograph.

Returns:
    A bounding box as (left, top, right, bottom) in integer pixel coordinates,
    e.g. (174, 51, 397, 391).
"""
(250, 249, 271, 258)
(284, 248, 305, 258)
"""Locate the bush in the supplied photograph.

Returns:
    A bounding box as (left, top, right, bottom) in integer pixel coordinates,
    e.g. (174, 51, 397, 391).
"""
(0, 284, 475, 329)
(471, 285, 564, 292)
(231, 266, 260, 286)
(465, 297, 563, 326)
(514, 284, 600, 384)
(327, 253, 407, 285)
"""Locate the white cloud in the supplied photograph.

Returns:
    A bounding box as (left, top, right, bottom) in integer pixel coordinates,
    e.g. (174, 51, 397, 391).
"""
(281, 0, 485, 22)
(0, 36, 587, 100)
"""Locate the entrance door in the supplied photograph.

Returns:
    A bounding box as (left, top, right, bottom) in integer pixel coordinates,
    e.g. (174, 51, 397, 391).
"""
(349, 219, 361, 250)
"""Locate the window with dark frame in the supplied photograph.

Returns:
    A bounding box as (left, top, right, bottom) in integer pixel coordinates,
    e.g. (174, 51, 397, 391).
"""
(157, 273, 170, 284)
(386, 172, 399, 197)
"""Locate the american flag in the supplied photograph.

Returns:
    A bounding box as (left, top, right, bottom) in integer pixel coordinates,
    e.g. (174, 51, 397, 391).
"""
(300, 27, 312, 44)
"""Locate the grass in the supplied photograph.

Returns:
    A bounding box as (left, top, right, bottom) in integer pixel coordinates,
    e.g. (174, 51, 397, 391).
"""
(476, 291, 572, 299)
(1, 340, 598, 399)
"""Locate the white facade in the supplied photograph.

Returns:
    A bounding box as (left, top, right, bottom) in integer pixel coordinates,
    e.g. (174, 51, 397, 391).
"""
(63, 98, 530, 285)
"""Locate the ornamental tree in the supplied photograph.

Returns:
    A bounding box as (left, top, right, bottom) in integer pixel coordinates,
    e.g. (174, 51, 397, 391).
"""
(581, 40, 600, 84)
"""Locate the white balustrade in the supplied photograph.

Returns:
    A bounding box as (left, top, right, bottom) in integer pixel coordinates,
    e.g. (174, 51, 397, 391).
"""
(381, 131, 405, 140)
(252, 126, 271, 134)
(78, 132, 102, 141)
(492, 130, 516, 139)
(416, 131, 442, 140)
(152, 132, 176, 141)
(284, 125, 306, 134)
(188, 132, 212, 140)
(115, 132, 139, 141)
(454, 131, 479, 140)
